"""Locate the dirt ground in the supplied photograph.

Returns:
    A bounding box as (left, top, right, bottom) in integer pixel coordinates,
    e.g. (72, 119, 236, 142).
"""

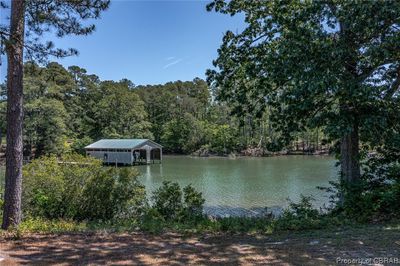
(0, 225, 399, 265)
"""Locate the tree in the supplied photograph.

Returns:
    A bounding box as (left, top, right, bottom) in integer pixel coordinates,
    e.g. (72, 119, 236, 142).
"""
(0, 83, 6, 144)
(24, 98, 68, 156)
(0, 0, 109, 229)
(161, 113, 205, 153)
(23, 62, 73, 157)
(95, 80, 152, 139)
(66, 65, 102, 139)
(207, 1, 400, 199)
(136, 79, 211, 142)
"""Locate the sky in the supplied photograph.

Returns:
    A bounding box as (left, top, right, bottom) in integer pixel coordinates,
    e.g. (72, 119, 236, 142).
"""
(0, 0, 245, 85)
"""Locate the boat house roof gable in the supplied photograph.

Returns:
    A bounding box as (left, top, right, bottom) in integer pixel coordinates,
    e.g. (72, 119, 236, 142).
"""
(85, 139, 162, 150)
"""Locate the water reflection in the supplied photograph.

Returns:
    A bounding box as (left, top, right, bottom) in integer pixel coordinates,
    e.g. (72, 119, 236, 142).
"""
(136, 155, 338, 213)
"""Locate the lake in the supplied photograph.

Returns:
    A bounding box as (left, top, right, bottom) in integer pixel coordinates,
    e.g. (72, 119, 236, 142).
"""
(0, 155, 338, 217)
(136, 155, 338, 216)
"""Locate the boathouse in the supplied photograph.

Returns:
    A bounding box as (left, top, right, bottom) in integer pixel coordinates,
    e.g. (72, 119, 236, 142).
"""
(85, 139, 162, 165)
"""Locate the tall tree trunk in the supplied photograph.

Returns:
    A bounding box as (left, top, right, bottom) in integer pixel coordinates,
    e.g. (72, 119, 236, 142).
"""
(2, 0, 25, 230)
(339, 120, 361, 204)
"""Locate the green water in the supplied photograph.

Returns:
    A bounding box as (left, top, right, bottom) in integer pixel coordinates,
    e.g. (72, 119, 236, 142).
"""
(0, 155, 338, 215)
(137, 155, 338, 211)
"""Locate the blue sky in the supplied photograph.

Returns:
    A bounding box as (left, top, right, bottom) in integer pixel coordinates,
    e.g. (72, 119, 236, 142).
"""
(0, 0, 245, 85)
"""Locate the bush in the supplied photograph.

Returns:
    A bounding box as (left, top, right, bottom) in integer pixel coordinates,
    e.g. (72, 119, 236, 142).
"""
(80, 167, 146, 221)
(22, 154, 146, 221)
(286, 195, 319, 220)
(183, 185, 205, 218)
(23, 155, 73, 218)
(151, 181, 205, 222)
(151, 181, 183, 220)
(273, 196, 325, 231)
(140, 208, 166, 233)
(321, 145, 400, 222)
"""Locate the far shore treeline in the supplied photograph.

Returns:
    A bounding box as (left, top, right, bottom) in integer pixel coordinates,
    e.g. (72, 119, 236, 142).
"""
(0, 62, 325, 158)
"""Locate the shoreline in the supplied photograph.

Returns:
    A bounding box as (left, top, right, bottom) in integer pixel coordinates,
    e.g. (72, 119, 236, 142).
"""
(163, 151, 333, 159)
(0, 150, 333, 166)
(203, 205, 284, 218)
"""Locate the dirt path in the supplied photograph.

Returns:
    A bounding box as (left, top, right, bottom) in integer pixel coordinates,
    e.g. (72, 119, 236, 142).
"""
(1, 225, 399, 265)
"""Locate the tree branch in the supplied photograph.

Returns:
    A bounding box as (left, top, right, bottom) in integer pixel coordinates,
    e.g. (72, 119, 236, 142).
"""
(385, 65, 400, 99)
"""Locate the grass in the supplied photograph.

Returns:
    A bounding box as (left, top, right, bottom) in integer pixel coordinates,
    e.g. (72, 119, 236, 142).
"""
(0, 213, 362, 237)
(0, 218, 142, 235)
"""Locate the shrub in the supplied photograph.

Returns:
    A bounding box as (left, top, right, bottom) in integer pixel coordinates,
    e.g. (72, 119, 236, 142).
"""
(183, 185, 205, 218)
(140, 208, 165, 233)
(23, 155, 71, 218)
(151, 181, 183, 220)
(273, 196, 323, 231)
(321, 146, 400, 222)
(22, 154, 146, 221)
(151, 181, 205, 222)
(80, 168, 146, 221)
(286, 195, 319, 220)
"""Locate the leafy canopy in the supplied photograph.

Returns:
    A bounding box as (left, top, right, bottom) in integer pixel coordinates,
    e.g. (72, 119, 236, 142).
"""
(207, 0, 400, 146)
(0, 0, 110, 62)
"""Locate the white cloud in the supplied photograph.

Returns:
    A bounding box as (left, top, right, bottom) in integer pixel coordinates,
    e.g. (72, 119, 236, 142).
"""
(165, 56, 175, 61)
(163, 58, 183, 69)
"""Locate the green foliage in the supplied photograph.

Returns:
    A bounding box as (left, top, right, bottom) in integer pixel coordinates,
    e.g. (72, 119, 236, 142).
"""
(150, 181, 206, 222)
(159, 113, 239, 154)
(0, 62, 154, 159)
(207, 0, 400, 145)
(22, 156, 67, 218)
(286, 196, 320, 220)
(0, 0, 110, 62)
(139, 208, 166, 234)
(136, 79, 211, 143)
(21, 63, 73, 156)
(161, 113, 206, 153)
(334, 155, 400, 222)
(207, 0, 400, 209)
(24, 99, 69, 156)
(18, 217, 86, 234)
(0, 198, 3, 214)
(70, 136, 93, 155)
(317, 130, 400, 222)
(183, 185, 205, 218)
(0, 62, 329, 157)
(273, 196, 324, 231)
(81, 168, 146, 221)
(22, 155, 146, 221)
(151, 181, 183, 220)
(8, 187, 360, 235)
(94, 81, 153, 139)
(204, 123, 237, 154)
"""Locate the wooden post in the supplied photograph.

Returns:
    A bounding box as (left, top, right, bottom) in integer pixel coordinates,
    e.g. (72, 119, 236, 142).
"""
(146, 148, 150, 164)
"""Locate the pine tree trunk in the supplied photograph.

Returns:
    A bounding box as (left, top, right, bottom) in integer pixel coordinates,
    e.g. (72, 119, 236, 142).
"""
(2, 0, 25, 230)
(339, 121, 361, 202)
